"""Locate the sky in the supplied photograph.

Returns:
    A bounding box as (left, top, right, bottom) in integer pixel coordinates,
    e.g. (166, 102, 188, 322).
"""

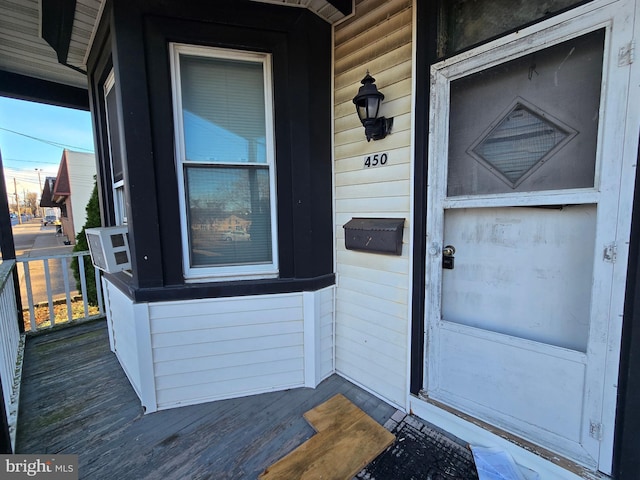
(0, 96, 95, 206)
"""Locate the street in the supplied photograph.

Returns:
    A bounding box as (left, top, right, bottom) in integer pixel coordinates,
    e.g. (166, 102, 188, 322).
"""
(11, 219, 78, 306)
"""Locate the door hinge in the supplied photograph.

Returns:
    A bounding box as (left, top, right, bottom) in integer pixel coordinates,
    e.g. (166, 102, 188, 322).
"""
(618, 41, 635, 66)
(589, 421, 603, 441)
(603, 243, 617, 263)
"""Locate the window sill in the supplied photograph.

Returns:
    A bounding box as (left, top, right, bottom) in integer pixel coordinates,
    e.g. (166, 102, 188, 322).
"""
(103, 273, 336, 303)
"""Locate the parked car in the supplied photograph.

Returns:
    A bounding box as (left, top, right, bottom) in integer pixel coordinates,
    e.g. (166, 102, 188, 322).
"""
(221, 230, 250, 242)
(43, 215, 57, 226)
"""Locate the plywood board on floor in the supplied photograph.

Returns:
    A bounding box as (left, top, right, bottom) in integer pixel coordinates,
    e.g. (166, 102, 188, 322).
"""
(259, 394, 395, 480)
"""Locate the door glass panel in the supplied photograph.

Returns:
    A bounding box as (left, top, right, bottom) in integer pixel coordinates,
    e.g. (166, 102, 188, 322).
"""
(470, 100, 576, 188)
(437, 0, 586, 57)
(447, 29, 604, 197)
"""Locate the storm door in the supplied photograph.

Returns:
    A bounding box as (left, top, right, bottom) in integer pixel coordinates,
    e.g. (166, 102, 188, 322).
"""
(424, 1, 637, 473)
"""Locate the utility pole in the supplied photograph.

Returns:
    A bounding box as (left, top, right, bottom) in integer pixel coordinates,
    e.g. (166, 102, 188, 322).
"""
(13, 178, 21, 225)
(35, 168, 42, 217)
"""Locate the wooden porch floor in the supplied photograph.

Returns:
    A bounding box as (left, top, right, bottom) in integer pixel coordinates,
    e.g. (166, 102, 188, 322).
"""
(15, 319, 399, 479)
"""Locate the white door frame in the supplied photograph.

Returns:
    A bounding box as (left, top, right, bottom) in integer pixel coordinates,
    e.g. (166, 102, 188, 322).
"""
(412, 0, 640, 475)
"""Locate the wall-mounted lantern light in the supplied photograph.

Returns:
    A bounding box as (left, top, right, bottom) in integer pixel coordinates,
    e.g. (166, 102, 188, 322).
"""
(352, 71, 393, 142)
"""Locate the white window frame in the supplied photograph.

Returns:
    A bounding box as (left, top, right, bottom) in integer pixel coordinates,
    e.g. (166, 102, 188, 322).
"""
(170, 43, 279, 281)
(104, 69, 127, 226)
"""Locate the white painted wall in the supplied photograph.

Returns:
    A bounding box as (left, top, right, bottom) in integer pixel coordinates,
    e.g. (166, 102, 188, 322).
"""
(64, 150, 96, 239)
(333, 0, 413, 409)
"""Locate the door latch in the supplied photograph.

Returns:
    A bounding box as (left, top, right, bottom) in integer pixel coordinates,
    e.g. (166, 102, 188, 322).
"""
(443, 245, 455, 270)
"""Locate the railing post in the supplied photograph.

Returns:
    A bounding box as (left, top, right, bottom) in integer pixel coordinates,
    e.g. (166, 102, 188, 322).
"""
(0, 150, 24, 333)
(0, 150, 17, 450)
(0, 376, 11, 454)
(12, 270, 24, 334)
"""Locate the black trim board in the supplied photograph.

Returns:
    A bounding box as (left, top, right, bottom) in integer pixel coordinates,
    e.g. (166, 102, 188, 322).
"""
(0, 71, 89, 110)
(105, 272, 335, 303)
(110, 2, 164, 289)
(0, 151, 17, 262)
(410, 0, 439, 395)
(327, 0, 352, 16)
(85, 3, 118, 230)
(613, 134, 640, 480)
(40, 0, 76, 64)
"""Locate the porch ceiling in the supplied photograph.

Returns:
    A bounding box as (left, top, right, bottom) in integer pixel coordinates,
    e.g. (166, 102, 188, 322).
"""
(0, 0, 351, 96)
(0, 0, 95, 89)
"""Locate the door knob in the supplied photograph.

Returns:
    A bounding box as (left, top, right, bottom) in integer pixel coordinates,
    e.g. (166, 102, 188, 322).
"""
(443, 245, 456, 257)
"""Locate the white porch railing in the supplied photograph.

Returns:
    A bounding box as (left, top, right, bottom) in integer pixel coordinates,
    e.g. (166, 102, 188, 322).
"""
(0, 260, 24, 452)
(17, 251, 104, 332)
(0, 252, 104, 451)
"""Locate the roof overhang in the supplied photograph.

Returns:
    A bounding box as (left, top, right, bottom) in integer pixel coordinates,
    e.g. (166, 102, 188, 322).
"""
(0, 0, 352, 108)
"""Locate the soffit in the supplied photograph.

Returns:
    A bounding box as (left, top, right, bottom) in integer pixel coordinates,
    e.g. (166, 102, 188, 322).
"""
(0, 0, 349, 91)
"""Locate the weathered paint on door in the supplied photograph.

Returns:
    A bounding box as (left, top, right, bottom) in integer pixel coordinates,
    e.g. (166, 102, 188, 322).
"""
(424, 0, 639, 473)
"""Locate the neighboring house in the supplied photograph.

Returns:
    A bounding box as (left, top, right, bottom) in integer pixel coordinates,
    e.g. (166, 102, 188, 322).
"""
(39, 150, 96, 243)
(38, 176, 58, 220)
(2, 1, 640, 479)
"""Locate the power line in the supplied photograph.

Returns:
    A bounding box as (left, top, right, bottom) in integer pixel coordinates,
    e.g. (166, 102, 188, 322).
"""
(0, 126, 94, 152)
(3, 158, 59, 166)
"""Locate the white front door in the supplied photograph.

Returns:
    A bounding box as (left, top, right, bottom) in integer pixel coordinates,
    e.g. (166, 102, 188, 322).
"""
(424, 0, 639, 473)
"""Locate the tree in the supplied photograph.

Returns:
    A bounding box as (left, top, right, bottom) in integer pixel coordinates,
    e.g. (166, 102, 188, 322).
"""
(26, 192, 38, 215)
(71, 179, 101, 305)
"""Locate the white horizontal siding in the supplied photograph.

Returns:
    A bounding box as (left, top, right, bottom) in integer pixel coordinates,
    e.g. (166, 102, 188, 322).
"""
(333, 0, 413, 409)
(156, 370, 304, 407)
(335, 249, 410, 276)
(153, 333, 303, 363)
(335, 162, 412, 187)
(103, 280, 144, 400)
(149, 293, 307, 410)
(154, 345, 304, 377)
(103, 282, 335, 412)
(151, 320, 303, 349)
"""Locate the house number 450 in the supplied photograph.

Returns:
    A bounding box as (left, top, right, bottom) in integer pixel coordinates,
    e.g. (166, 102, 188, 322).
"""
(364, 153, 388, 168)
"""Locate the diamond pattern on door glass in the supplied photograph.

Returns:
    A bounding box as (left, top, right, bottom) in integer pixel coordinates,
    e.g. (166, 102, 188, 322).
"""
(470, 102, 573, 188)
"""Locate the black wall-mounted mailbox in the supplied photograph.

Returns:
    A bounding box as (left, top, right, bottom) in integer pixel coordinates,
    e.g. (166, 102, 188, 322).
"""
(343, 218, 405, 255)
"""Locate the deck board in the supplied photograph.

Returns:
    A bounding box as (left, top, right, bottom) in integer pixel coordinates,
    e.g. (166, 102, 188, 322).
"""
(16, 320, 398, 479)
